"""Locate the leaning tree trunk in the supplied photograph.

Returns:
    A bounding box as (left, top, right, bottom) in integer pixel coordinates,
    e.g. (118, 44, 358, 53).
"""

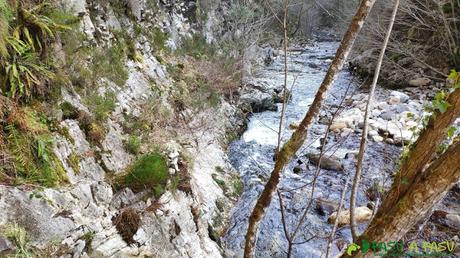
(243, 1, 376, 257)
(342, 139, 460, 258)
(350, 0, 399, 241)
(340, 88, 460, 258)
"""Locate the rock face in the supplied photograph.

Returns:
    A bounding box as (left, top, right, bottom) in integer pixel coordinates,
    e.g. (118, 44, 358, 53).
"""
(0, 0, 240, 257)
(239, 79, 280, 113)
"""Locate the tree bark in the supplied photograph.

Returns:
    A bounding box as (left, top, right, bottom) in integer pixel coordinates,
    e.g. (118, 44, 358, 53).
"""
(350, 0, 399, 241)
(340, 88, 460, 258)
(342, 139, 460, 258)
(243, 1, 376, 257)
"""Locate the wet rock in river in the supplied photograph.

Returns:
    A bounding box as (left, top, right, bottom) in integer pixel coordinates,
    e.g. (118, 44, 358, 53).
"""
(240, 90, 277, 112)
(390, 91, 410, 103)
(315, 198, 339, 216)
(306, 153, 344, 172)
(328, 206, 373, 226)
(388, 96, 401, 105)
(432, 210, 460, 230)
(329, 122, 348, 132)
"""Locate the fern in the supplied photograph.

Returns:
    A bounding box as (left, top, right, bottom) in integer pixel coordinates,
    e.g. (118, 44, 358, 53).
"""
(0, 0, 72, 100)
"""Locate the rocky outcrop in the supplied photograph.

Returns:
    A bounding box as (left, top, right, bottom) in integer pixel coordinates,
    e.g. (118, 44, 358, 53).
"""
(0, 0, 241, 257)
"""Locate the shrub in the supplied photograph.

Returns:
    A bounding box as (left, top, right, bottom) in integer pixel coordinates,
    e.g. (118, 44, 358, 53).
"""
(84, 91, 116, 121)
(67, 152, 81, 174)
(87, 123, 105, 144)
(177, 33, 214, 59)
(91, 40, 128, 86)
(149, 27, 169, 52)
(117, 153, 169, 194)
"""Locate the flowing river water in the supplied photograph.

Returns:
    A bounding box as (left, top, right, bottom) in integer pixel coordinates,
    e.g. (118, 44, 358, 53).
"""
(222, 41, 402, 257)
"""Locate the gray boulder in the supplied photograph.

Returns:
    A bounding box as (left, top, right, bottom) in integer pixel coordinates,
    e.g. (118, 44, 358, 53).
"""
(306, 153, 344, 172)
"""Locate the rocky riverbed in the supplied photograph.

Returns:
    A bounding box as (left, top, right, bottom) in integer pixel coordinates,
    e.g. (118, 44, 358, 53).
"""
(223, 41, 460, 257)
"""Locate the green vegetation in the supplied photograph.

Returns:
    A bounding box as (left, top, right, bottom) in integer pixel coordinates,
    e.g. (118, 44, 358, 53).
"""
(149, 27, 169, 53)
(115, 153, 169, 196)
(0, 0, 74, 101)
(124, 135, 141, 155)
(84, 91, 116, 121)
(231, 176, 243, 197)
(67, 152, 81, 174)
(91, 43, 128, 87)
(60, 101, 79, 119)
(177, 33, 214, 59)
(4, 223, 34, 257)
(2, 106, 67, 186)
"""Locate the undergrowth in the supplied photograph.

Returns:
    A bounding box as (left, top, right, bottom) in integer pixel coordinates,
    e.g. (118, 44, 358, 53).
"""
(114, 153, 169, 197)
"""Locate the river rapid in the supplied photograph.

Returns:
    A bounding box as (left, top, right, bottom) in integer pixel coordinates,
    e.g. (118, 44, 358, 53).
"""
(222, 41, 403, 257)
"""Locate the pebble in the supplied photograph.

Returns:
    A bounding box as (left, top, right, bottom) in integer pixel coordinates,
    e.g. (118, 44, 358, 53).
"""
(372, 135, 383, 142)
(341, 128, 353, 137)
(388, 96, 401, 105)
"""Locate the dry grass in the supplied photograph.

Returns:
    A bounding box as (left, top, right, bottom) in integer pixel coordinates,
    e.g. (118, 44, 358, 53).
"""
(113, 207, 141, 244)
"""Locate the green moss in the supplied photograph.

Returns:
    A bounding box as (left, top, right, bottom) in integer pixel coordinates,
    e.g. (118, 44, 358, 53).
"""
(67, 153, 81, 174)
(117, 153, 169, 194)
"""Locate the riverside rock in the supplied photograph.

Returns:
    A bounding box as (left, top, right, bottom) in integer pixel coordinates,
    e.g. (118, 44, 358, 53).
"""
(306, 153, 344, 172)
(408, 77, 431, 87)
(327, 206, 373, 226)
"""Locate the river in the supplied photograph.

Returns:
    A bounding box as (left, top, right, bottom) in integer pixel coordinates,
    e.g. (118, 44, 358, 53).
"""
(222, 41, 402, 257)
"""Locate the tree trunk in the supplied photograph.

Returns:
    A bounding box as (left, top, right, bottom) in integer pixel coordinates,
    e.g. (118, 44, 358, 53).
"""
(366, 88, 460, 232)
(243, 1, 376, 257)
(342, 139, 460, 258)
(340, 88, 460, 258)
(350, 0, 399, 241)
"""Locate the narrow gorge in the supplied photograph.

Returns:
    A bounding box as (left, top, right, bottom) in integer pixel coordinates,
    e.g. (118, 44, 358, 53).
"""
(0, 0, 459, 257)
